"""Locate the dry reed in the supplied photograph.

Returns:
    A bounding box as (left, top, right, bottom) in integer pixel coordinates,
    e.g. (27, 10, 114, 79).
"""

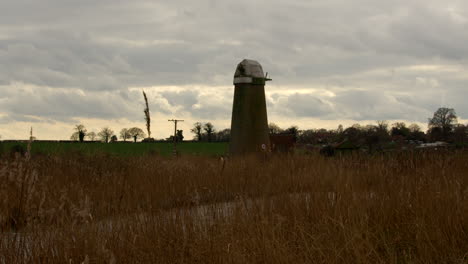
(0, 150, 467, 263)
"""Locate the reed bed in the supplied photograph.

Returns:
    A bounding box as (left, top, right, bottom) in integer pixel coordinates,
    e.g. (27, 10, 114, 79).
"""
(0, 150, 467, 263)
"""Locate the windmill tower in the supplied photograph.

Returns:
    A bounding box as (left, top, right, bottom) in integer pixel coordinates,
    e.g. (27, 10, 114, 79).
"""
(229, 59, 271, 155)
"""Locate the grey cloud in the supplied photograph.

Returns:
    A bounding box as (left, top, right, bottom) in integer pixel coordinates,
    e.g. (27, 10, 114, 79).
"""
(160, 90, 199, 109)
(0, 87, 142, 123)
(285, 93, 334, 118)
(0, 114, 14, 124)
(0, 0, 467, 130)
(331, 90, 433, 121)
(387, 6, 468, 60)
(157, 89, 232, 120)
(190, 103, 231, 120)
(269, 90, 434, 123)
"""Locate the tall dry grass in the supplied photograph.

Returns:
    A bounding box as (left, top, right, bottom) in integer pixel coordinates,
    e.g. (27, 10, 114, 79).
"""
(0, 150, 467, 263)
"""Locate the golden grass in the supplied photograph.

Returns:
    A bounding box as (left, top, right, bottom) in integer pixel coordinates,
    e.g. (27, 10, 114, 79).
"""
(0, 150, 467, 263)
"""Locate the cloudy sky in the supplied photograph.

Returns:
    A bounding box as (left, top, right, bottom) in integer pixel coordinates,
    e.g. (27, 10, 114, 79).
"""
(1, 0, 467, 140)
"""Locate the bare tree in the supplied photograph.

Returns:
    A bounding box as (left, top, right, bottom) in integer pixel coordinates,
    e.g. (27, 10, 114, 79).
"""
(409, 123, 421, 133)
(128, 127, 145, 142)
(143, 90, 152, 139)
(214, 128, 231, 142)
(268, 123, 283, 134)
(191, 122, 203, 141)
(337, 124, 344, 134)
(375, 120, 390, 142)
(408, 124, 426, 142)
(376, 120, 389, 133)
(203, 122, 215, 142)
(86, 131, 97, 141)
(98, 127, 114, 143)
(71, 124, 87, 142)
(119, 128, 132, 142)
(70, 133, 79, 141)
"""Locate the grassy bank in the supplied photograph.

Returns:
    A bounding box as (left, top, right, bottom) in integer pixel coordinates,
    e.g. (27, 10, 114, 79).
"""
(0, 150, 467, 263)
(0, 141, 229, 156)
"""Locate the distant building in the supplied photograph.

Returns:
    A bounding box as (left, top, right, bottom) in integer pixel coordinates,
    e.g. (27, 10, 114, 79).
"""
(270, 133, 296, 153)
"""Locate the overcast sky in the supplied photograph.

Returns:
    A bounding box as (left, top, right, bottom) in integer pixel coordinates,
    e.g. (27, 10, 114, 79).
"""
(1, 0, 467, 140)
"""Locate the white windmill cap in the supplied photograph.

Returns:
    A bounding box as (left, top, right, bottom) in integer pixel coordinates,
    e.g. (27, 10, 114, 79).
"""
(233, 59, 270, 85)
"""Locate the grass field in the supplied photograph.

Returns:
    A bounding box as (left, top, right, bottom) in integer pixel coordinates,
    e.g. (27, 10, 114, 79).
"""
(0, 141, 229, 156)
(0, 146, 467, 263)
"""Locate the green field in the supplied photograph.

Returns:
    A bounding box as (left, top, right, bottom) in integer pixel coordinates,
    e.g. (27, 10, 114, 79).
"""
(0, 141, 229, 156)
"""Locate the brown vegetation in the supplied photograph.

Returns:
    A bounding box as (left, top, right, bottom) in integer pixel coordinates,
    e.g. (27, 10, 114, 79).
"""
(0, 150, 467, 263)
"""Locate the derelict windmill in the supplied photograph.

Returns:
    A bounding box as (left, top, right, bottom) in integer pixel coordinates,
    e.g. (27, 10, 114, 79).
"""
(229, 59, 271, 155)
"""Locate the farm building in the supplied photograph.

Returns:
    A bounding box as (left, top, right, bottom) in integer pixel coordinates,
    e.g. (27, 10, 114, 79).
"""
(270, 133, 296, 153)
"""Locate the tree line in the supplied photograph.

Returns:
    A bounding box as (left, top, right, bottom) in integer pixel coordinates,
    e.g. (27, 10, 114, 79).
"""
(187, 108, 466, 145)
(189, 122, 231, 142)
(68, 107, 466, 145)
(268, 107, 466, 149)
(70, 126, 145, 143)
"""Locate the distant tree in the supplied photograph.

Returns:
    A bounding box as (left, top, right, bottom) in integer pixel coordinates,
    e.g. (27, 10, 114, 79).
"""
(78, 131, 85, 142)
(268, 123, 283, 134)
(337, 124, 344, 134)
(70, 133, 79, 141)
(298, 129, 316, 144)
(214, 128, 231, 142)
(191, 122, 203, 141)
(363, 125, 380, 153)
(166, 130, 184, 142)
(128, 127, 145, 142)
(375, 120, 391, 143)
(110, 135, 118, 143)
(86, 131, 97, 141)
(428, 107, 458, 141)
(408, 124, 426, 142)
(376, 120, 389, 134)
(142, 90, 152, 139)
(203, 122, 215, 142)
(343, 124, 363, 145)
(77, 125, 87, 142)
(71, 124, 87, 142)
(285, 125, 299, 141)
(297, 129, 332, 144)
(428, 127, 443, 142)
(332, 124, 345, 142)
(119, 128, 132, 142)
(98, 127, 114, 143)
(176, 130, 184, 142)
(452, 124, 467, 144)
(317, 129, 331, 144)
(391, 122, 410, 138)
(408, 123, 421, 133)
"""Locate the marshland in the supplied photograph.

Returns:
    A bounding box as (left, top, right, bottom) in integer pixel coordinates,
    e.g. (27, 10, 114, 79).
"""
(1, 146, 467, 263)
